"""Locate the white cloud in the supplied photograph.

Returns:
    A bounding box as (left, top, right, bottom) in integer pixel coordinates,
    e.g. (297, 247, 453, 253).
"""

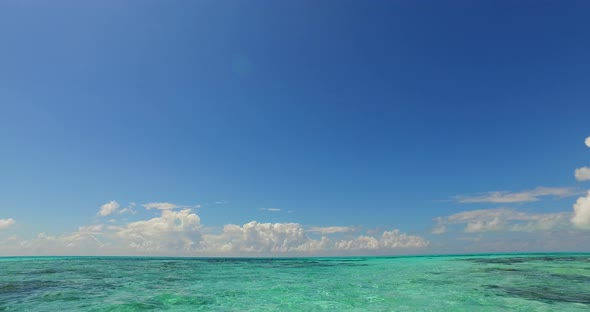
(454, 187, 577, 203)
(571, 191, 590, 229)
(464, 217, 503, 233)
(575, 167, 590, 181)
(334, 230, 429, 250)
(259, 208, 281, 212)
(203, 222, 309, 253)
(118, 202, 137, 215)
(585, 136, 590, 148)
(116, 209, 202, 252)
(203, 221, 428, 254)
(101, 212, 428, 255)
(142, 202, 199, 211)
(15, 224, 107, 255)
(306, 226, 356, 234)
(78, 224, 104, 234)
(433, 208, 570, 234)
(142, 202, 179, 210)
(1, 201, 428, 256)
(509, 212, 570, 232)
(98, 201, 120, 216)
(0, 218, 16, 230)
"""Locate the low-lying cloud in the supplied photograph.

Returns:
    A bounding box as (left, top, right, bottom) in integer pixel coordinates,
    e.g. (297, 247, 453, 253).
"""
(1, 202, 428, 256)
(571, 191, 590, 229)
(575, 167, 590, 181)
(454, 187, 577, 204)
(432, 208, 570, 234)
(0, 218, 16, 230)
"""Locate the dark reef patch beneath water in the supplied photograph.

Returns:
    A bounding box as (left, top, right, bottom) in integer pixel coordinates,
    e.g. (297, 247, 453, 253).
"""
(460, 255, 590, 265)
(485, 284, 590, 304)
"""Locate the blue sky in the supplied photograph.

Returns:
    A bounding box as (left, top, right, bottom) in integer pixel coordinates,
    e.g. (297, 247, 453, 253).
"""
(1, 1, 590, 255)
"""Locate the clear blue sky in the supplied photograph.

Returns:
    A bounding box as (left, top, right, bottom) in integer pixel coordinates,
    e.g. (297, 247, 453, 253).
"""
(1, 1, 590, 255)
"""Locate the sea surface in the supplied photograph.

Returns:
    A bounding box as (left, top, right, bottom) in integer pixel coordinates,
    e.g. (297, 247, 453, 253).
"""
(1, 253, 589, 311)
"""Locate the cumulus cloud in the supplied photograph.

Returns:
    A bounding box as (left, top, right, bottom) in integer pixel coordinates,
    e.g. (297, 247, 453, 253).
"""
(12, 215, 425, 256)
(116, 209, 202, 252)
(454, 187, 577, 203)
(575, 167, 590, 181)
(334, 230, 429, 250)
(573, 136, 590, 181)
(2, 199, 428, 256)
(203, 222, 428, 254)
(8, 208, 204, 256)
(98, 201, 120, 216)
(571, 191, 590, 229)
(16, 224, 107, 255)
(203, 222, 309, 253)
(433, 208, 570, 234)
(0, 218, 16, 230)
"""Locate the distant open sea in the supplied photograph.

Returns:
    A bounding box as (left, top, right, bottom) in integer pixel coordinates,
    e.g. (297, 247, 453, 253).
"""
(1, 253, 589, 311)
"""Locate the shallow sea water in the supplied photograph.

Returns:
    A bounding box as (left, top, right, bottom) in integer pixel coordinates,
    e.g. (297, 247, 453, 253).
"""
(1, 253, 589, 311)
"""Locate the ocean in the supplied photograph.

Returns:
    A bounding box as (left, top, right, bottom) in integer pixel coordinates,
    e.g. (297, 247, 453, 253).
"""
(1, 253, 589, 311)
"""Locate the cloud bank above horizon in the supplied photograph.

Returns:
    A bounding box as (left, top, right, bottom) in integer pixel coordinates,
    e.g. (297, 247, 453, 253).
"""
(0, 201, 429, 256)
(2, 136, 589, 256)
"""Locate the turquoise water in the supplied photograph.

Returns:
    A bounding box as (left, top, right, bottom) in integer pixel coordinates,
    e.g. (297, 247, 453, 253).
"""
(1, 254, 589, 311)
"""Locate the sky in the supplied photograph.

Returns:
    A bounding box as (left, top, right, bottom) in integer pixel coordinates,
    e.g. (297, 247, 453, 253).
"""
(1, 0, 590, 256)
